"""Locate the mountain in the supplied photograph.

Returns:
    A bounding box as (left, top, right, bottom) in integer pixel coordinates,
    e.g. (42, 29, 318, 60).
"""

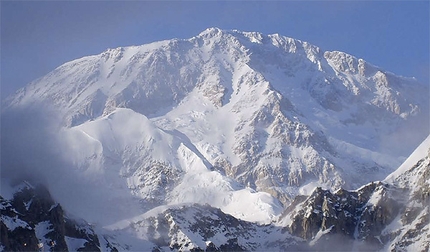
(1, 136, 428, 251)
(3, 28, 428, 216)
(279, 135, 430, 251)
(0, 180, 305, 251)
(1, 28, 429, 250)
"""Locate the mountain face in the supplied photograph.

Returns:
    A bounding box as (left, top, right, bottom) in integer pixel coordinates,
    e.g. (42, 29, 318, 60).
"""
(1, 28, 429, 250)
(0, 182, 103, 251)
(280, 135, 430, 251)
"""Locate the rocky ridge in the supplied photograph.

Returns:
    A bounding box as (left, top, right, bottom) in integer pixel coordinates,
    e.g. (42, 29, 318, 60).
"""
(280, 136, 430, 251)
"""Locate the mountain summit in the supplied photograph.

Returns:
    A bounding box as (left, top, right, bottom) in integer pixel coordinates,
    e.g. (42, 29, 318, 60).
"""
(2, 28, 429, 226)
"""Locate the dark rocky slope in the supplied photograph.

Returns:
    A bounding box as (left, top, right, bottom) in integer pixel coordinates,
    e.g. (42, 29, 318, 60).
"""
(0, 182, 107, 251)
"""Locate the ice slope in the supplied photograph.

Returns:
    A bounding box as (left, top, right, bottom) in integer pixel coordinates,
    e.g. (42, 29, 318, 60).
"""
(2, 28, 429, 225)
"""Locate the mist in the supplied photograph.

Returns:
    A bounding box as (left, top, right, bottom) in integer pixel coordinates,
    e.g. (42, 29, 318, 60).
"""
(0, 103, 143, 225)
(1, 104, 66, 184)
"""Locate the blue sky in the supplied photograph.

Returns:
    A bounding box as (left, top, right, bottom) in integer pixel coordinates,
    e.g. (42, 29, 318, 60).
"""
(1, 1, 429, 99)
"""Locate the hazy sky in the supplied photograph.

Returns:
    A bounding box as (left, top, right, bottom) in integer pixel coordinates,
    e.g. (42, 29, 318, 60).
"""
(1, 1, 429, 99)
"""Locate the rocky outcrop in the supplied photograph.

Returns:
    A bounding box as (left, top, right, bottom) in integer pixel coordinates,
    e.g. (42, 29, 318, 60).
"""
(383, 149, 430, 251)
(281, 145, 430, 251)
(0, 182, 104, 251)
(118, 204, 306, 251)
(282, 182, 406, 250)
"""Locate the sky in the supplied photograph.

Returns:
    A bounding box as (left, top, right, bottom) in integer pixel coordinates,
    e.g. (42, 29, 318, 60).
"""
(1, 1, 429, 100)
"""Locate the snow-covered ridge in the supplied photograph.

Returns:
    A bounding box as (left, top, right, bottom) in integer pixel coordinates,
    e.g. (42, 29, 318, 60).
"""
(385, 134, 430, 183)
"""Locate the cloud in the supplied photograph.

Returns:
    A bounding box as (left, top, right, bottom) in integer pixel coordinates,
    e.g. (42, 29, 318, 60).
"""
(0, 103, 143, 225)
(0, 103, 66, 184)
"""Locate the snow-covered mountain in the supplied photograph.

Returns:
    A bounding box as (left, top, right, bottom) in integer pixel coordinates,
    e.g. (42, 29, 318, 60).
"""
(1, 180, 305, 251)
(1, 136, 428, 251)
(279, 135, 430, 251)
(1, 28, 429, 250)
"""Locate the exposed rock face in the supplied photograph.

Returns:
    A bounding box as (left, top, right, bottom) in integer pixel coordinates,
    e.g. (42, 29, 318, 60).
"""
(383, 144, 430, 251)
(118, 204, 306, 251)
(280, 139, 430, 251)
(1, 182, 305, 251)
(285, 182, 398, 247)
(0, 182, 104, 251)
